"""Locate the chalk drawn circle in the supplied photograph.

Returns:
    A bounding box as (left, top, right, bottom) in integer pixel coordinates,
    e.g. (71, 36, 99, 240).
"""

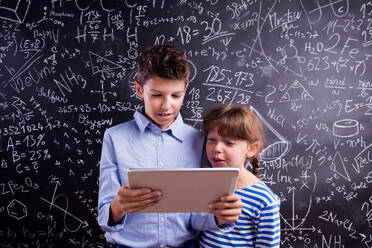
(260, 141, 291, 161)
(187, 59, 197, 83)
(333, 119, 359, 138)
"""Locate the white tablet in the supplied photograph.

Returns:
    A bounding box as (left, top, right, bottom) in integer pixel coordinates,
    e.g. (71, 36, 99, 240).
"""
(127, 168, 239, 213)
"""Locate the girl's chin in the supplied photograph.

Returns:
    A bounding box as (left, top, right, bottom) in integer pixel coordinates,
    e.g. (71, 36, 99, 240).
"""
(211, 163, 226, 168)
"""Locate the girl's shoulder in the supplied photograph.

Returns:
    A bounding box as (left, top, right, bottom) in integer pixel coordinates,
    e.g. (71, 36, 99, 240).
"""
(237, 181, 280, 206)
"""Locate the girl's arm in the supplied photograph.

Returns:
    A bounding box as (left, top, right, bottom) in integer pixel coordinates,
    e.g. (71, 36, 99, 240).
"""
(255, 202, 281, 248)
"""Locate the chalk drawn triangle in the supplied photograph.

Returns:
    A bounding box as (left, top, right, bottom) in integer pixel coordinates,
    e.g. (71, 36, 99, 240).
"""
(89, 52, 123, 76)
(279, 80, 313, 102)
(250, 106, 291, 161)
(330, 151, 351, 182)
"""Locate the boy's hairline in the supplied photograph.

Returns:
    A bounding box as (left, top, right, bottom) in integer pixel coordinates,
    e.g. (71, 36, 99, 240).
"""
(135, 77, 189, 87)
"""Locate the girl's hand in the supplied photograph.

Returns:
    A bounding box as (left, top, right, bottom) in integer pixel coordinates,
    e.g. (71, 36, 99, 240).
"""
(109, 183, 162, 224)
(208, 193, 242, 226)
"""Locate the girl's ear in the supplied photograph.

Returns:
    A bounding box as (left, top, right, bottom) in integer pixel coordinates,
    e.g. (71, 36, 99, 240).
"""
(246, 142, 260, 158)
(134, 81, 144, 98)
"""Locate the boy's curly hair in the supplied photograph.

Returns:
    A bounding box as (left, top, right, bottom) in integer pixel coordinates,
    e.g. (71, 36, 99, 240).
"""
(137, 45, 190, 85)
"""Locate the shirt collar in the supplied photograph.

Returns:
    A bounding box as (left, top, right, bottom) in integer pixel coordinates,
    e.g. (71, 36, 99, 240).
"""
(134, 110, 186, 142)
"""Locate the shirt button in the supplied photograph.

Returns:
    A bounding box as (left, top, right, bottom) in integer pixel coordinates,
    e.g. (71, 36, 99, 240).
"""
(159, 162, 163, 167)
(160, 217, 164, 222)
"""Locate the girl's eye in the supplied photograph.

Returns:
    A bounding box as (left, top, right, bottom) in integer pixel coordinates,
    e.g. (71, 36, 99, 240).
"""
(225, 140, 235, 146)
(207, 137, 216, 143)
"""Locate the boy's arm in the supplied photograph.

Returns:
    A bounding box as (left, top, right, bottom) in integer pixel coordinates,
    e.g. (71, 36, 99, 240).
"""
(97, 131, 124, 232)
(98, 131, 161, 232)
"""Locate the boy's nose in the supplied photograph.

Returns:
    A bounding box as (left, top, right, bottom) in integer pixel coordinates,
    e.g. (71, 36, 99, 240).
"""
(161, 98, 170, 109)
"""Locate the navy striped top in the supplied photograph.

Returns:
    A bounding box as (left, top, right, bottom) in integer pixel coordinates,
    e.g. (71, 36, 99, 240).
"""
(199, 182, 281, 247)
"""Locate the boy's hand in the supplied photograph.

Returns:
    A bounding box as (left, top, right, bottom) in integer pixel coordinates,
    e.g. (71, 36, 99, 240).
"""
(110, 183, 162, 224)
(208, 193, 242, 226)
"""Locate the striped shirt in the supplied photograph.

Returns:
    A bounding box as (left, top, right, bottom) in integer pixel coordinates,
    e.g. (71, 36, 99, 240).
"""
(199, 182, 281, 248)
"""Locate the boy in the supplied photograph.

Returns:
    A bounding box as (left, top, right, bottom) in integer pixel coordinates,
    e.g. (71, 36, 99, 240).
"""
(97, 45, 242, 248)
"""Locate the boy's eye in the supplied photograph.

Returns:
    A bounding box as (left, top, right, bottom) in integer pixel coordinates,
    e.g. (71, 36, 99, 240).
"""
(172, 94, 181, 98)
(207, 137, 216, 143)
(152, 94, 161, 97)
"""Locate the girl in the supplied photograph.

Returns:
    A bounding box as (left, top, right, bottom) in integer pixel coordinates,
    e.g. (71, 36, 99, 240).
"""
(199, 105, 281, 248)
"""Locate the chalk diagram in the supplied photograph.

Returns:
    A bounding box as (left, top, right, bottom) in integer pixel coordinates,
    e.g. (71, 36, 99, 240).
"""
(250, 106, 291, 161)
(239, 0, 307, 80)
(353, 143, 372, 174)
(0, 0, 31, 23)
(330, 151, 351, 182)
(333, 119, 359, 138)
(279, 80, 314, 102)
(280, 186, 315, 234)
(88, 51, 125, 77)
(40, 181, 89, 232)
(7, 199, 27, 220)
(276, 39, 306, 65)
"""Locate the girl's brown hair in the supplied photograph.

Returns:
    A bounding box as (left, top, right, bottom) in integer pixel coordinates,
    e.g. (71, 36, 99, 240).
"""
(202, 105, 265, 177)
(137, 45, 190, 86)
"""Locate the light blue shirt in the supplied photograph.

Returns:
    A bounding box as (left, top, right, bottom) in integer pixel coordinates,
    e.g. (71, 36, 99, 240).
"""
(98, 111, 232, 247)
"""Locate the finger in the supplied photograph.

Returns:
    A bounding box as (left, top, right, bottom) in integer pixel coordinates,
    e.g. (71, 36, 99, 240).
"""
(216, 216, 240, 223)
(120, 186, 152, 197)
(126, 197, 160, 213)
(212, 208, 241, 216)
(219, 194, 240, 202)
(125, 191, 162, 202)
(209, 201, 242, 211)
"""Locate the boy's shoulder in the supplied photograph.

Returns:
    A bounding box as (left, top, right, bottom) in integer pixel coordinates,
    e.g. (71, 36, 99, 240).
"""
(179, 122, 205, 140)
(105, 119, 137, 135)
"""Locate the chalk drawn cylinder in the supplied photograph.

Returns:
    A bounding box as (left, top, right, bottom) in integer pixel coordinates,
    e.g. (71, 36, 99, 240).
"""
(333, 119, 359, 138)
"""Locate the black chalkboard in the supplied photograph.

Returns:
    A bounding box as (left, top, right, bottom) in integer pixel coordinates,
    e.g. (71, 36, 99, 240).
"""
(1, 0, 371, 247)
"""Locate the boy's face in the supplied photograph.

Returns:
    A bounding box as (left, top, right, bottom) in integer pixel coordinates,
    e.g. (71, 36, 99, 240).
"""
(135, 76, 187, 130)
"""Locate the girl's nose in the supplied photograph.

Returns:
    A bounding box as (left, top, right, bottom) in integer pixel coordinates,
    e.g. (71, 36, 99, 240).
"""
(214, 142, 223, 153)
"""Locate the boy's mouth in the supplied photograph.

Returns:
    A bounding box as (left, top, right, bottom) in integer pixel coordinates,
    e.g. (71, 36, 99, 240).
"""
(158, 113, 172, 120)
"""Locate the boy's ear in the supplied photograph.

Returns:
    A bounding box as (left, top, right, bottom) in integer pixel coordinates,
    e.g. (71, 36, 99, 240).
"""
(134, 81, 144, 98)
(246, 142, 260, 158)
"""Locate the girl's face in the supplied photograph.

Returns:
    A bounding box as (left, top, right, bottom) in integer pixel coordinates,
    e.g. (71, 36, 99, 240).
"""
(206, 127, 258, 169)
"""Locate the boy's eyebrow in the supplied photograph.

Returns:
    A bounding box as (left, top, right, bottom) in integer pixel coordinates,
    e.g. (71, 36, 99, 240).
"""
(149, 89, 185, 93)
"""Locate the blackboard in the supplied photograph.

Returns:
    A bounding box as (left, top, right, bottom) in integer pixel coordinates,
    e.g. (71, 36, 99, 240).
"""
(0, 0, 371, 247)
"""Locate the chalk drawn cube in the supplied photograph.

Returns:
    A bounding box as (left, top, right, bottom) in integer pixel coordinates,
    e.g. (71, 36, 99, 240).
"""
(7, 199, 27, 220)
(0, 0, 31, 23)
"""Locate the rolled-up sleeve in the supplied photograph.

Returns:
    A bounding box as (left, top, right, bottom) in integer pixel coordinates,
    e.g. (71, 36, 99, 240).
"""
(97, 130, 126, 232)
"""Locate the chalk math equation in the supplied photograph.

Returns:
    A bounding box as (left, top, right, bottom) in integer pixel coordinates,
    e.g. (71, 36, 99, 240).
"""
(0, 0, 371, 247)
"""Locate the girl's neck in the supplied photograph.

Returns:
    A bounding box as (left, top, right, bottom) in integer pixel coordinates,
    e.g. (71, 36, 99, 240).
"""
(236, 168, 260, 189)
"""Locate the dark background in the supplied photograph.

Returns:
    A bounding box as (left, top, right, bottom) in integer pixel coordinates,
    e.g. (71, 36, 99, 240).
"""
(0, 0, 371, 247)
